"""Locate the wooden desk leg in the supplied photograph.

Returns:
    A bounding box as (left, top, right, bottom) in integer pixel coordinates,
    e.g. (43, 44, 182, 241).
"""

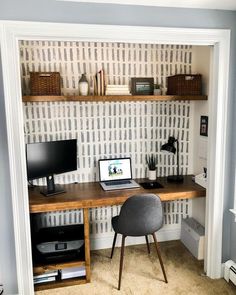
(83, 208, 91, 283)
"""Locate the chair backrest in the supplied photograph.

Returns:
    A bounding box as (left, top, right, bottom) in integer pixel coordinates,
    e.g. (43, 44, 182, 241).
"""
(117, 194, 163, 236)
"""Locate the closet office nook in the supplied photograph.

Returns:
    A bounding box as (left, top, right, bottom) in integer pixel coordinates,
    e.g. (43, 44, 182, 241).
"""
(20, 40, 209, 291)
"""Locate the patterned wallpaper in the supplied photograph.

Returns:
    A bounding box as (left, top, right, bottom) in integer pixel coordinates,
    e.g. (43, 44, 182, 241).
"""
(23, 101, 191, 183)
(21, 40, 193, 237)
(21, 40, 192, 183)
(20, 41, 192, 95)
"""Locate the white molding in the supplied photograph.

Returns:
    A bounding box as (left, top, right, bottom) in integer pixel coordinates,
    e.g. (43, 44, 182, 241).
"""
(0, 26, 34, 295)
(0, 21, 228, 46)
(233, 170, 236, 221)
(205, 31, 231, 279)
(57, 0, 236, 11)
(0, 21, 230, 293)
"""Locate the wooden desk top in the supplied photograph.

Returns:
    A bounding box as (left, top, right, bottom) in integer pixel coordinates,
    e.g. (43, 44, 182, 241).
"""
(29, 175, 205, 213)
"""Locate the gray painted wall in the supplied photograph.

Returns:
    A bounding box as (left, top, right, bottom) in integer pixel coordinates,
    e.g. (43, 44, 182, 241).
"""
(0, 1, 236, 292)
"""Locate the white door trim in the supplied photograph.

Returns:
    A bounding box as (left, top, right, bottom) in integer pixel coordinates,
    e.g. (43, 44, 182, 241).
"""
(0, 21, 230, 294)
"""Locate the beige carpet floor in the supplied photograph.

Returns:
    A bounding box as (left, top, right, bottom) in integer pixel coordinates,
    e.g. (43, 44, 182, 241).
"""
(37, 240, 236, 295)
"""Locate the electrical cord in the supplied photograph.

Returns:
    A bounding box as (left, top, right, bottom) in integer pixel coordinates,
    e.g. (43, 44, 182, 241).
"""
(0, 284, 3, 295)
(28, 181, 35, 188)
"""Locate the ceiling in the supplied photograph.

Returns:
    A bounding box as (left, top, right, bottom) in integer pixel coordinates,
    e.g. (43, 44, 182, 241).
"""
(58, 0, 236, 11)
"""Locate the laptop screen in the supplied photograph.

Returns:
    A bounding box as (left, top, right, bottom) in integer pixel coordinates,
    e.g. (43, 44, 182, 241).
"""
(99, 158, 132, 182)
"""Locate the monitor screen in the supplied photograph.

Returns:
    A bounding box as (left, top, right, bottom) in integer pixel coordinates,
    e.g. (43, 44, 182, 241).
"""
(99, 158, 132, 182)
(26, 139, 77, 180)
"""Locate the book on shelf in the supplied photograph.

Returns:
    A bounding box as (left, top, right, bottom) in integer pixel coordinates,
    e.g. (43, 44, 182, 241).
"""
(61, 266, 86, 280)
(34, 270, 58, 280)
(100, 69, 105, 95)
(105, 92, 131, 95)
(34, 276, 56, 285)
(94, 69, 105, 95)
(106, 84, 129, 88)
(93, 75, 98, 95)
(105, 84, 130, 95)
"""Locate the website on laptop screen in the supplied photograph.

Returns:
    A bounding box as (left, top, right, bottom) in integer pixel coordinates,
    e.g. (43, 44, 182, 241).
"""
(99, 158, 132, 181)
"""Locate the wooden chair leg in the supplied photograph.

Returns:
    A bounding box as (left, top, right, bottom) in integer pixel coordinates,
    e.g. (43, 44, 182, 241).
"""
(118, 235, 126, 290)
(145, 235, 150, 254)
(110, 232, 117, 259)
(152, 233, 168, 283)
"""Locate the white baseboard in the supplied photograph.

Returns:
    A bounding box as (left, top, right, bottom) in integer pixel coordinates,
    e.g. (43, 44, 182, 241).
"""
(90, 227, 181, 250)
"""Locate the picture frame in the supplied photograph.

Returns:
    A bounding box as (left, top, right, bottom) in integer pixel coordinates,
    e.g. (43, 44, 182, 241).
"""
(200, 115, 208, 136)
(131, 77, 154, 95)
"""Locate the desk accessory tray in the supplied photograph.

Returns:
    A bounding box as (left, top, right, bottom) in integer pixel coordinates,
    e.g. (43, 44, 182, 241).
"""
(140, 182, 164, 189)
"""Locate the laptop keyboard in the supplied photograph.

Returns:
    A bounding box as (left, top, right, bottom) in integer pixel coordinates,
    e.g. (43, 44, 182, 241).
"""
(105, 180, 132, 186)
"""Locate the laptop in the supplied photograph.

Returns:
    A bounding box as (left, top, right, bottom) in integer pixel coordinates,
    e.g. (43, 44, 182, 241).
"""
(98, 158, 140, 191)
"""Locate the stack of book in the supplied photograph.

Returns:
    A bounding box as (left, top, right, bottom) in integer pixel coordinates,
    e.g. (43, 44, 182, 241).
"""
(61, 266, 86, 280)
(34, 270, 58, 285)
(94, 69, 105, 95)
(105, 84, 130, 95)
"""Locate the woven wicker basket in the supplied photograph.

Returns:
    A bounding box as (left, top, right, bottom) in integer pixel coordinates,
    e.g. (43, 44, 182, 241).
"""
(167, 74, 202, 95)
(30, 72, 61, 95)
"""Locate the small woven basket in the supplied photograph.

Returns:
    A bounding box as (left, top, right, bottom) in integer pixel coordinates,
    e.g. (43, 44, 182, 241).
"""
(167, 74, 202, 95)
(30, 72, 61, 95)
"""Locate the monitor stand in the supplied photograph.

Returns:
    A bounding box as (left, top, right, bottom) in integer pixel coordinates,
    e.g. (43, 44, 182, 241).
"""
(40, 175, 65, 197)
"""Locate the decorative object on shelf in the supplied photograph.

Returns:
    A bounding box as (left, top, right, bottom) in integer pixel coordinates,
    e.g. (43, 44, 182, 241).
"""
(79, 73, 89, 96)
(146, 154, 158, 180)
(200, 116, 208, 136)
(131, 77, 154, 95)
(153, 84, 162, 95)
(30, 72, 61, 95)
(161, 136, 183, 183)
(167, 74, 202, 95)
(161, 86, 167, 95)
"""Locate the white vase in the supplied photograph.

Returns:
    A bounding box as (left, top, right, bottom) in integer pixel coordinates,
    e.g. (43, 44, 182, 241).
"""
(148, 170, 156, 181)
(79, 73, 89, 96)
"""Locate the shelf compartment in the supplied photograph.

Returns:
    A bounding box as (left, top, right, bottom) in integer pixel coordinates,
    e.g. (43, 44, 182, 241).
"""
(22, 94, 208, 102)
(33, 259, 86, 276)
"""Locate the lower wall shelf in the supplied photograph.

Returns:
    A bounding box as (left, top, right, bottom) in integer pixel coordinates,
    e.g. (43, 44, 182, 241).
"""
(33, 259, 87, 291)
(33, 259, 86, 276)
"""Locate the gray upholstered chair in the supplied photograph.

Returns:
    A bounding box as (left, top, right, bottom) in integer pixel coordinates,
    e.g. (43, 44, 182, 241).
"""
(110, 193, 168, 290)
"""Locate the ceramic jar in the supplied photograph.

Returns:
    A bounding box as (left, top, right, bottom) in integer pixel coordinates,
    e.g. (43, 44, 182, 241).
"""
(154, 88, 161, 95)
(148, 169, 156, 181)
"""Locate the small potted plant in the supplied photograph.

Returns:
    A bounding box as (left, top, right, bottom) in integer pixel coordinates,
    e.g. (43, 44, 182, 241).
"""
(154, 84, 162, 95)
(146, 154, 158, 180)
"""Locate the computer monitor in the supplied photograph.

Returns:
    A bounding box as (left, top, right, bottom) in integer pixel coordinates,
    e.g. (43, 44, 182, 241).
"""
(26, 139, 77, 196)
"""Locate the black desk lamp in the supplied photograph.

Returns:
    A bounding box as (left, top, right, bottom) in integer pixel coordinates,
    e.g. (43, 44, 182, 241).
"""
(161, 136, 183, 183)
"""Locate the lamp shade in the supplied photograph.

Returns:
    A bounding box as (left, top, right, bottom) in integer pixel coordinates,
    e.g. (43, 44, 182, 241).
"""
(161, 136, 183, 183)
(161, 137, 176, 154)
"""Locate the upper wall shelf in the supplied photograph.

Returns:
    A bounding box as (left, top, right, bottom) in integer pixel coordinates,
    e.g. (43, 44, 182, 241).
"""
(22, 95, 207, 102)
